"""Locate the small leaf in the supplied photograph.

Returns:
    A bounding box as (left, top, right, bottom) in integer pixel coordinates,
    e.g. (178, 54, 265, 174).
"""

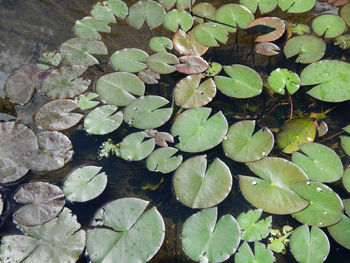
(292, 23, 310, 35)
(193, 22, 229, 47)
(119, 132, 155, 161)
(36, 51, 61, 70)
(173, 29, 209, 56)
(149, 37, 173, 53)
(146, 147, 183, 173)
(235, 242, 275, 263)
(335, 34, 350, 49)
(215, 4, 254, 32)
(75, 92, 100, 110)
(163, 9, 193, 32)
(255, 42, 280, 56)
(146, 52, 179, 74)
(138, 69, 160, 84)
(110, 48, 148, 73)
(268, 68, 300, 95)
(175, 55, 209, 75)
(203, 62, 222, 77)
(74, 17, 111, 40)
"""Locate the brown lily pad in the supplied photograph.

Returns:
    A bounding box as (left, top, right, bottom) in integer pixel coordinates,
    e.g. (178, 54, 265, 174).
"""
(255, 42, 280, 56)
(175, 55, 209, 75)
(248, 17, 285, 42)
(173, 29, 209, 56)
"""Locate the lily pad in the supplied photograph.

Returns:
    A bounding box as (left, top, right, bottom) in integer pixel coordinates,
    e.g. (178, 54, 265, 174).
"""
(0, 208, 86, 263)
(174, 74, 216, 108)
(214, 64, 263, 98)
(292, 143, 343, 183)
(171, 107, 228, 153)
(240, 157, 309, 214)
(255, 42, 280, 56)
(193, 22, 229, 47)
(292, 181, 343, 227)
(192, 3, 216, 23)
(327, 214, 350, 249)
(247, 17, 285, 42)
(235, 242, 275, 263)
(158, 0, 195, 10)
(75, 92, 100, 110)
(223, 120, 274, 163)
(300, 60, 350, 102)
(290, 225, 330, 263)
(34, 99, 84, 131)
(119, 132, 155, 161)
(173, 29, 209, 56)
(138, 69, 160, 84)
(175, 55, 209, 75)
(340, 3, 350, 27)
(149, 37, 173, 53)
(203, 62, 223, 77)
(123, 95, 172, 129)
(163, 9, 193, 32)
(87, 198, 165, 263)
(146, 52, 179, 74)
(277, 117, 316, 154)
(284, 36, 326, 64)
(146, 147, 183, 173)
(63, 166, 107, 202)
(96, 72, 145, 106)
(335, 34, 350, 49)
(105, 0, 128, 19)
(74, 17, 111, 40)
(13, 181, 65, 226)
(278, 0, 316, 13)
(173, 155, 232, 208)
(312, 14, 346, 38)
(60, 38, 108, 67)
(40, 65, 90, 99)
(343, 166, 350, 193)
(90, 2, 116, 23)
(268, 68, 300, 95)
(36, 51, 61, 70)
(182, 207, 241, 263)
(215, 4, 254, 32)
(126, 0, 165, 30)
(84, 105, 123, 135)
(240, 0, 277, 14)
(110, 48, 148, 73)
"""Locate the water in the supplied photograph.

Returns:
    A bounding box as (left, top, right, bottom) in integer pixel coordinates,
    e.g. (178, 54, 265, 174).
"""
(1, 0, 350, 262)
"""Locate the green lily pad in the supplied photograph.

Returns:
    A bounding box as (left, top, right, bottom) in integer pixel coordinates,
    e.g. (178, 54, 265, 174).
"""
(335, 34, 350, 49)
(284, 36, 326, 64)
(171, 107, 228, 153)
(292, 181, 343, 227)
(0, 208, 86, 263)
(63, 166, 107, 202)
(290, 225, 330, 263)
(40, 65, 90, 99)
(277, 117, 316, 154)
(343, 166, 350, 193)
(90, 2, 116, 23)
(268, 225, 293, 253)
(36, 51, 61, 70)
(193, 22, 229, 47)
(344, 199, 350, 216)
(87, 198, 165, 263)
(192, 3, 216, 23)
(173, 29, 209, 56)
(75, 92, 100, 110)
(105, 0, 128, 19)
(74, 17, 111, 40)
(240, 157, 309, 214)
(300, 60, 350, 102)
(203, 62, 223, 77)
(96, 72, 145, 106)
(268, 68, 300, 95)
(146, 52, 179, 74)
(84, 105, 123, 135)
(126, 0, 165, 30)
(173, 155, 232, 208)
(60, 38, 108, 67)
(146, 147, 183, 173)
(235, 242, 275, 263)
(237, 209, 272, 242)
(327, 214, 350, 249)
(292, 143, 343, 183)
(110, 48, 149, 73)
(340, 3, 350, 27)
(223, 120, 274, 163)
(278, 0, 316, 13)
(163, 10, 193, 32)
(240, 0, 277, 14)
(157, 0, 195, 10)
(214, 64, 263, 98)
(13, 182, 65, 226)
(34, 99, 84, 131)
(312, 14, 346, 38)
(120, 132, 155, 161)
(149, 37, 173, 53)
(215, 4, 254, 32)
(123, 95, 172, 129)
(182, 207, 241, 263)
(174, 74, 216, 109)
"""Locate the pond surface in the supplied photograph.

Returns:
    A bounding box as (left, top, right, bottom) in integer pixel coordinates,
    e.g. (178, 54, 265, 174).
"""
(1, 0, 350, 262)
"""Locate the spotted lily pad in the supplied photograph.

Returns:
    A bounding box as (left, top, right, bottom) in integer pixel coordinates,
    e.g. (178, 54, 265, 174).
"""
(149, 37, 173, 53)
(193, 22, 229, 47)
(173, 29, 209, 56)
(75, 92, 100, 110)
(163, 9, 193, 32)
(312, 14, 346, 38)
(110, 48, 149, 73)
(182, 207, 241, 263)
(146, 147, 183, 173)
(247, 17, 285, 42)
(87, 198, 165, 263)
(340, 3, 350, 27)
(84, 105, 123, 135)
(74, 17, 111, 40)
(235, 242, 275, 263)
(146, 52, 179, 74)
(240, 157, 309, 214)
(268, 68, 300, 95)
(119, 132, 155, 161)
(63, 166, 107, 202)
(175, 55, 209, 75)
(13, 182, 65, 226)
(240, 0, 277, 14)
(278, 0, 316, 13)
(171, 107, 228, 153)
(173, 155, 232, 208)
(223, 120, 274, 163)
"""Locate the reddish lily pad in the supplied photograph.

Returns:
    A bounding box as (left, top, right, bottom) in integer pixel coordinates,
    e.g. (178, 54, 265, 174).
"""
(173, 29, 209, 56)
(247, 17, 285, 42)
(175, 55, 209, 75)
(255, 42, 280, 56)
(328, 0, 349, 6)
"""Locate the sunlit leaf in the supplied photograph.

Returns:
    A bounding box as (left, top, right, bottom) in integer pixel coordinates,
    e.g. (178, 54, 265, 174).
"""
(235, 242, 275, 263)
(173, 29, 209, 56)
(312, 14, 346, 38)
(268, 68, 300, 95)
(203, 62, 222, 77)
(163, 9, 193, 32)
(90, 2, 116, 23)
(149, 36, 173, 53)
(146, 147, 182, 173)
(119, 132, 155, 161)
(105, 0, 128, 19)
(110, 48, 148, 73)
(240, 0, 277, 14)
(192, 3, 216, 23)
(247, 17, 285, 42)
(146, 52, 179, 74)
(278, 0, 316, 13)
(193, 22, 229, 47)
(74, 17, 111, 40)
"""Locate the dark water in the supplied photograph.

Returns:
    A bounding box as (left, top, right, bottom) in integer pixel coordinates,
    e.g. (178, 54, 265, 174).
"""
(1, 0, 350, 262)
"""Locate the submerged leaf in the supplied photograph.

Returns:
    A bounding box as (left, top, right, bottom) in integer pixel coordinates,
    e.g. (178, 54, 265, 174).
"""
(255, 42, 280, 56)
(138, 69, 160, 84)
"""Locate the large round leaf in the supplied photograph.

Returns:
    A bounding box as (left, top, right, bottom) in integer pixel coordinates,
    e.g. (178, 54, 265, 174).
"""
(123, 95, 172, 129)
(292, 181, 343, 227)
(63, 166, 107, 202)
(173, 29, 209, 56)
(74, 17, 110, 40)
(96, 72, 145, 106)
(240, 157, 309, 214)
(84, 105, 123, 135)
(278, 0, 316, 13)
(146, 52, 179, 74)
(214, 65, 263, 98)
(247, 17, 285, 42)
(223, 120, 274, 163)
(300, 60, 350, 102)
(215, 4, 254, 32)
(34, 99, 84, 131)
(328, 214, 350, 249)
(284, 36, 326, 64)
(312, 14, 346, 38)
(110, 48, 148, 73)
(193, 22, 229, 47)
(290, 225, 330, 263)
(119, 132, 155, 161)
(87, 198, 165, 263)
(171, 107, 228, 153)
(0, 208, 86, 263)
(340, 3, 350, 27)
(240, 0, 277, 14)
(13, 182, 65, 226)
(182, 207, 241, 263)
(268, 68, 300, 95)
(235, 242, 275, 263)
(292, 143, 343, 183)
(146, 147, 182, 173)
(163, 9, 193, 32)
(173, 155, 232, 208)
(174, 74, 216, 108)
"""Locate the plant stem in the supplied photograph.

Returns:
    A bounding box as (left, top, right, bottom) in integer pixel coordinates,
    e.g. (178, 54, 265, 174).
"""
(318, 130, 345, 143)
(288, 93, 293, 119)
